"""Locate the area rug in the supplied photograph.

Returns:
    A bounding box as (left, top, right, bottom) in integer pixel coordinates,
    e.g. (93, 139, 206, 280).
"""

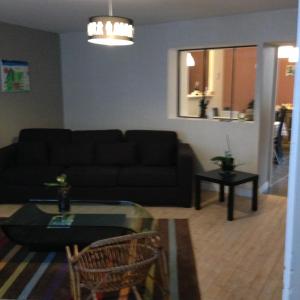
(0, 219, 200, 300)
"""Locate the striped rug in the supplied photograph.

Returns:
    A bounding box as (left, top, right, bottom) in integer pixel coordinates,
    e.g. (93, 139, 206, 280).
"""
(0, 219, 200, 300)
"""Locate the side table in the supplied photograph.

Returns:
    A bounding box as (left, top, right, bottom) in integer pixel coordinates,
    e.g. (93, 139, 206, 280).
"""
(195, 169, 259, 221)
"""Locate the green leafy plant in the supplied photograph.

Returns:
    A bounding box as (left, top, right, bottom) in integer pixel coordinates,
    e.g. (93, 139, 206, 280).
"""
(45, 174, 69, 188)
(211, 135, 236, 172)
(211, 151, 235, 172)
(45, 174, 71, 212)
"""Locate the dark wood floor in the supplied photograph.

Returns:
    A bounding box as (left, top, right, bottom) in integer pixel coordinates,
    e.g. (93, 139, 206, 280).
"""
(269, 149, 289, 196)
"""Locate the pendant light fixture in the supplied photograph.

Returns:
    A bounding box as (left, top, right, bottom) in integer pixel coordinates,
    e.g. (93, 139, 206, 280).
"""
(186, 52, 195, 67)
(278, 45, 299, 63)
(87, 0, 134, 46)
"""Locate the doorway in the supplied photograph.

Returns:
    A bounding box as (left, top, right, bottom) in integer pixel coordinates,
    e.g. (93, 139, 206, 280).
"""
(269, 45, 296, 196)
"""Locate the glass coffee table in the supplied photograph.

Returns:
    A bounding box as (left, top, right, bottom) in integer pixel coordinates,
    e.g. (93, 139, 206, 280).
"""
(0, 200, 156, 250)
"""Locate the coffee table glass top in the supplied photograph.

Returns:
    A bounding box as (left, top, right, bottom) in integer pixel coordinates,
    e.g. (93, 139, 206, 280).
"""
(1, 200, 156, 234)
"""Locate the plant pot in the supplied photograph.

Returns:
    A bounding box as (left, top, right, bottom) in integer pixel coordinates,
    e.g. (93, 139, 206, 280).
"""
(220, 158, 235, 176)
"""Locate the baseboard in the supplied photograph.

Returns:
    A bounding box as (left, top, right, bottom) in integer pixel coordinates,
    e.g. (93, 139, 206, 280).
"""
(202, 181, 268, 198)
(259, 181, 269, 194)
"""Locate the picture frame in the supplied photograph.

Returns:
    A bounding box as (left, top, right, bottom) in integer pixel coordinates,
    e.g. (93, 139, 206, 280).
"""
(0, 60, 30, 92)
(286, 64, 295, 77)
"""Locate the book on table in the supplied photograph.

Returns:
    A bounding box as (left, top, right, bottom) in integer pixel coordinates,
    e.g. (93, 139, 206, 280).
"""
(47, 214, 75, 228)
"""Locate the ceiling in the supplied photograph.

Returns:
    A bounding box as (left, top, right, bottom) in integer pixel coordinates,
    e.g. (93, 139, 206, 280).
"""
(0, 0, 297, 33)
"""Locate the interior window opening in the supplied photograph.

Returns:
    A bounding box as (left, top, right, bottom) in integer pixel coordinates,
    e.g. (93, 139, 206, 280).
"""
(178, 45, 257, 121)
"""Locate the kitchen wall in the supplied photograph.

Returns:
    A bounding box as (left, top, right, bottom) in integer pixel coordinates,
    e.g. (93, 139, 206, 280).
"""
(60, 9, 297, 190)
(0, 21, 63, 147)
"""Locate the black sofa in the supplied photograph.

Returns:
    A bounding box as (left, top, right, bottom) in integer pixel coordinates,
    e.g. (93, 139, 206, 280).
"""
(0, 128, 194, 207)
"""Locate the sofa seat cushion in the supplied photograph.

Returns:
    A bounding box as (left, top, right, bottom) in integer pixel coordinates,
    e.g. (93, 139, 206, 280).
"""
(118, 166, 177, 187)
(65, 166, 119, 187)
(1, 166, 63, 186)
(95, 143, 137, 166)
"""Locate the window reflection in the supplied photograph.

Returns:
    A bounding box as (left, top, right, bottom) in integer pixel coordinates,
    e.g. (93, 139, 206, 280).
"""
(178, 46, 257, 121)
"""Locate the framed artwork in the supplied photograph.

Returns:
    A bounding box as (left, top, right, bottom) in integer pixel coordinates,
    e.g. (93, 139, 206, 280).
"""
(0, 60, 30, 92)
(286, 64, 295, 77)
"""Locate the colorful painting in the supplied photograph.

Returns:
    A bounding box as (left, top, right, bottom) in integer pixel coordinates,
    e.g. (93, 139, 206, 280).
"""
(286, 64, 295, 77)
(0, 60, 30, 92)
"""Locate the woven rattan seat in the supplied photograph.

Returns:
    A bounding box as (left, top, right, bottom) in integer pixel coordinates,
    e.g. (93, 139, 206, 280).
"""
(66, 231, 168, 300)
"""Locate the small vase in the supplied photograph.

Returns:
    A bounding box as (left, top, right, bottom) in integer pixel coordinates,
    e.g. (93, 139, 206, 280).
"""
(57, 186, 70, 213)
(200, 107, 207, 118)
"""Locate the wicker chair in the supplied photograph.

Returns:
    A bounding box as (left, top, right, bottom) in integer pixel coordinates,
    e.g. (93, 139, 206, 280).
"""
(66, 231, 168, 300)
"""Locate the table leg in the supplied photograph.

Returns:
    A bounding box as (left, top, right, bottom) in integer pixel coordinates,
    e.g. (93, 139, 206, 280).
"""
(228, 186, 234, 221)
(252, 177, 258, 211)
(195, 178, 201, 210)
(219, 184, 225, 202)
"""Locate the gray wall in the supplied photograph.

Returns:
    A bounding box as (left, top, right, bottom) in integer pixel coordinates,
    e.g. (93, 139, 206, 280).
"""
(0, 21, 63, 147)
(60, 9, 297, 190)
(258, 47, 278, 189)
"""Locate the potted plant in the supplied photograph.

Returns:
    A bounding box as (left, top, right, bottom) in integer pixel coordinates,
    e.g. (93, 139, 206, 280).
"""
(211, 135, 237, 175)
(45, 174, 71, 213)
(199, 96, 209, 118)
(211, 150, 235, 174)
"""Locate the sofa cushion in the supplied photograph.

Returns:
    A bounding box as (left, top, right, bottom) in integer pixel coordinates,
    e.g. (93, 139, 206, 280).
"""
(125, 130, 177, 145)
(65, 166, 119, 187)
(118, 166, 177, 187)
(125, 130, 178, 164)
(50, 144, 93, 166)
(19, 129, 72, 144)
(141, 143, 176, 166)
(1, 166, 63, 186)
(95, 143, 137, 166)
(17, 142, 48, 166)
(72, 130, 123, 144)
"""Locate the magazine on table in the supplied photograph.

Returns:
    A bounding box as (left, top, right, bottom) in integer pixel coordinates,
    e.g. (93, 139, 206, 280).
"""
(47, 214, 75, 228)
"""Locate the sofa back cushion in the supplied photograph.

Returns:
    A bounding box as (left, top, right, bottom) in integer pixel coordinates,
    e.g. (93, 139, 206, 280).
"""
(17, 142, 48, 166)
(19, 129, 72, 145)
(72, 130, 123, 144)
(140, 143, 176, 166)
(50, 144, 93, 166)
(95, 142, 137, 166)
(125, 130, 178, 166)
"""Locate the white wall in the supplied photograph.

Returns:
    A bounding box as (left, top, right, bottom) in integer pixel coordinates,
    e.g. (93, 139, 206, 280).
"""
(60, 9, 297, 185)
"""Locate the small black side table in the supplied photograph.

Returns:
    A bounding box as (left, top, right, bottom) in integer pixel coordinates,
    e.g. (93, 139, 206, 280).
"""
(195, 169, 259, 221)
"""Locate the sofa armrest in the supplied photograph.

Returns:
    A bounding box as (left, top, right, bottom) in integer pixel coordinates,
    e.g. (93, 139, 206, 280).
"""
(0, 143, 17, 172)
(177, 143, 194, 206)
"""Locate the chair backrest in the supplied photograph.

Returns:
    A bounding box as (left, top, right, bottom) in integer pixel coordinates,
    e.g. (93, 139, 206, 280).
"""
(275, 107, 287, 140)
(66, 231, 160, 293)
